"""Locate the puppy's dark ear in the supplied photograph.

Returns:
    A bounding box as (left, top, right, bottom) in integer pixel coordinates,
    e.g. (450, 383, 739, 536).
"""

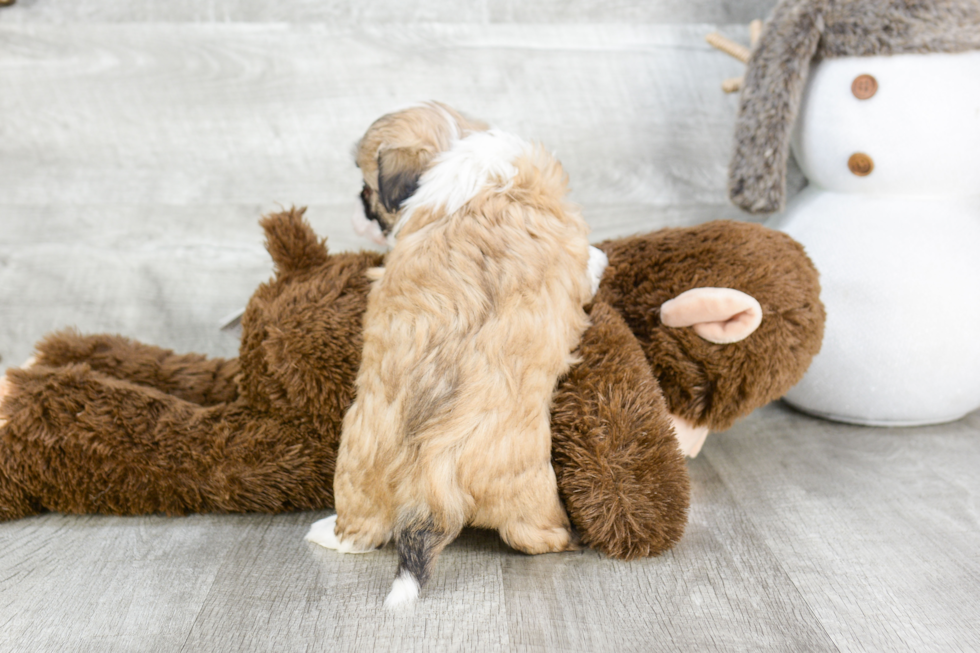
(377, 148, 423, 212)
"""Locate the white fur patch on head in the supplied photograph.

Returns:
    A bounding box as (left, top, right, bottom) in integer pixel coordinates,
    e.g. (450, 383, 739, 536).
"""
(384, 569, 420, 609)
(389, 129, 529, 245)
(305, 514, 378, 554)
(587, 246, 608, 298)
(351, 201, 388, 246)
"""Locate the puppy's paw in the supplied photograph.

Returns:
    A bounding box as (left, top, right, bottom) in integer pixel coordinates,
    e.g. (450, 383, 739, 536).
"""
(500, 522, 576, 555)
(305, 514, 379, 554)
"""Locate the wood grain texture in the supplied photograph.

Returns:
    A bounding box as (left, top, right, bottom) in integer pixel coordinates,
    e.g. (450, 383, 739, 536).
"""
(0, 24, 752, 208)
(1, 404, 977, 651)
(703, 404, 980, 653)
(0, 21, 768, 366)
(0, 201, 764, 368)
(0, 513, 243, 652)
(501, 456, 838, 652)
(488, 0, 777, 25)
(1, 0, 778, 24)
(184, 520, 512, 653)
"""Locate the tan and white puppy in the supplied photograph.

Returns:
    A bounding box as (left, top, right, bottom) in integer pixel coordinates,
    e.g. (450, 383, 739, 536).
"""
(349, 102, 489, 247)
(307, 103, 607, 608)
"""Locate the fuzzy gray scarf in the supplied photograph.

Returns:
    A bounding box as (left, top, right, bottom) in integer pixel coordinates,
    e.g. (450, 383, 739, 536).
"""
(729, 0, 980, 214)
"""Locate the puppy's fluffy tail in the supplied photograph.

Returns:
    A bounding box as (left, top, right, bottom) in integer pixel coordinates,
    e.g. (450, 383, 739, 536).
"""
(384, 517, 460, 609)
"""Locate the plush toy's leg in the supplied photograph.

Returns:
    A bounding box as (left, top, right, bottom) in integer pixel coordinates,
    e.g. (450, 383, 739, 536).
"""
(32, 329, 240, 406)
(550, 302, 690, 560)
(0, 362, 336, 519)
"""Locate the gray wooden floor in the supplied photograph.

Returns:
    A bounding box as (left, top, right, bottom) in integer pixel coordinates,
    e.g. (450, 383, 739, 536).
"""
(2, 2, 978, 652)
(3, 404, 978, 652)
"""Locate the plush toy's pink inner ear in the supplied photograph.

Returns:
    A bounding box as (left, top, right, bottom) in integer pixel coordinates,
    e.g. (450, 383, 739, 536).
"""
(660, 287, 763, 344)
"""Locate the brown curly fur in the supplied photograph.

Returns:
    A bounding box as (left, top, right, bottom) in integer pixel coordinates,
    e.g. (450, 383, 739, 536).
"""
(0, 210, 381, 520)
(0, 209, 824, 559)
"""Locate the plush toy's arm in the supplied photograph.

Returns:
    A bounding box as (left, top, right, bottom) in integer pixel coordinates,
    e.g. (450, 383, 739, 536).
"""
(551, 301, 689, 560)
(32, 329, 240, 406)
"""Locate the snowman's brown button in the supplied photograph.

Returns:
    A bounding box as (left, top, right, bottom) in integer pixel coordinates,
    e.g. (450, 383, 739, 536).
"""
(848, 152, 874, 176)
(852, 74, 878, 99)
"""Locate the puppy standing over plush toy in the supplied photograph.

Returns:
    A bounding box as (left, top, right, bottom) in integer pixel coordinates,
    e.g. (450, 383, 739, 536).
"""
(0, 99, 824, 589)
(306, 103, 609, 607)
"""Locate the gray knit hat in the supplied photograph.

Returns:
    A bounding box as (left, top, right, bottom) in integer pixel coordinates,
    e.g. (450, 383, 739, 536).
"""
(729, 0, 980, 214)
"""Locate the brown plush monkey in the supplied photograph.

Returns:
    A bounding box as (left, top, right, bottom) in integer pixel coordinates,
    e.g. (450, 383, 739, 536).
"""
(0, 209, 823, 559)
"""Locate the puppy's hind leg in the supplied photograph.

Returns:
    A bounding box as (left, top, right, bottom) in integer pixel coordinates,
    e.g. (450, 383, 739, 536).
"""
(496, 465, 577, 555)
(306, 498, 393, 554)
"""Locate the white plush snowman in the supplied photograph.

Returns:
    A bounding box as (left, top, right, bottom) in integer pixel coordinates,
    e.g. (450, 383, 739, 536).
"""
(728, 0, 980, 426)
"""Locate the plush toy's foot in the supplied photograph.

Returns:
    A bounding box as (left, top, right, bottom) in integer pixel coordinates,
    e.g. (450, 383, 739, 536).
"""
(669, 413, 710, 458)
(0, 378, 8, 429)
(0, 358, 43, 520)
(305, 514, 381, 554)
(660, 287, 763, 344)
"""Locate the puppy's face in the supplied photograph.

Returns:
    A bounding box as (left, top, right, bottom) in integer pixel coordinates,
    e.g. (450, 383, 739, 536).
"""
(352, 102, 488, 245)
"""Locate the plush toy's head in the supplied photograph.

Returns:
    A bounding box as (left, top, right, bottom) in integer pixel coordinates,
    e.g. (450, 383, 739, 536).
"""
(351, 102, 489, 245)
(729, 0, 980, 214)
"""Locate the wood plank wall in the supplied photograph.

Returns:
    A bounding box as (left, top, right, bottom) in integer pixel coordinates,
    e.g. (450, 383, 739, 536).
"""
(0, 0, 782, 366)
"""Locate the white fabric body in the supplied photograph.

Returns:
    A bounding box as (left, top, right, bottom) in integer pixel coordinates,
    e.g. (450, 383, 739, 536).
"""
(770, 51, 980, 425)
(791, 51, 980, 196)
